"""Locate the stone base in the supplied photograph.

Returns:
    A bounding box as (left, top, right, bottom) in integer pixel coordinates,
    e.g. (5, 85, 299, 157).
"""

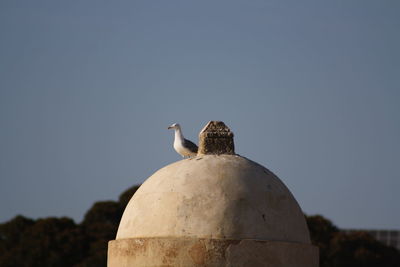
(108, 237, 318, 267)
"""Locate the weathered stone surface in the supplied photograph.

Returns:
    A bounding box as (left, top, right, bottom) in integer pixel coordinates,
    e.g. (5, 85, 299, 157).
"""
(108, 237, 318, 267)
(108, 121, 319, 266)
(116, 155, 310, 243)
(198, 121, 235, 155)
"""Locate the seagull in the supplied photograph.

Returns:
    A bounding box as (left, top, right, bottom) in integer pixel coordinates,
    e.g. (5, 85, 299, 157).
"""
(168, 123, 198, 158)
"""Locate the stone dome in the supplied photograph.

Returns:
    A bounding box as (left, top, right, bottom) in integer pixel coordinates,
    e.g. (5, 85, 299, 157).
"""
(116, 154, 310, 244)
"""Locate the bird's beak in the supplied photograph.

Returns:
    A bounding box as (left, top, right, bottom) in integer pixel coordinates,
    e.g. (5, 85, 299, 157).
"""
(167, 126, 172, 129)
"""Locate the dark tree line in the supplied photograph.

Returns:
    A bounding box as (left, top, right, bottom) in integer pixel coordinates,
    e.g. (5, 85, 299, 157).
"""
(307, 215, 400, 267)
(1, 185, 399, 266)
(0, 185, 139, 267)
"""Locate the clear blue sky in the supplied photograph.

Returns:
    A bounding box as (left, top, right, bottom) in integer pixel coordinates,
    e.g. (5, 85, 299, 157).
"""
(1, 0, 399, 229)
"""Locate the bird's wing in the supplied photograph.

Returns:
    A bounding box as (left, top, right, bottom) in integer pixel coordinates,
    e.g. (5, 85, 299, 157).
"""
(184, 139, 198, 153)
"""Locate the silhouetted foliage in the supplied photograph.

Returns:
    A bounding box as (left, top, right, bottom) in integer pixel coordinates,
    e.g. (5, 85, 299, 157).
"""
(0, 185, 139, 267)
(306, 215, 339, 266)
(77, 185, 139, 267)
(79, 201, 122, 266)
(306, 215, 400, 267)
(1, 185, 399, 266)
(118, 185, 140, 208)
(327, 231, 400, 267)
(0, 216, 85, 267)
(0, 215, 34, 248)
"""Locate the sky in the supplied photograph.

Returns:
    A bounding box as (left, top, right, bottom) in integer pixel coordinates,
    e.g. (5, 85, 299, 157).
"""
(0, 0, 399, 230)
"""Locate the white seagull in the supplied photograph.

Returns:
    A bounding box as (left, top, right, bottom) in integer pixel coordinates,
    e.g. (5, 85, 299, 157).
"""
(168, 123, 198, 158)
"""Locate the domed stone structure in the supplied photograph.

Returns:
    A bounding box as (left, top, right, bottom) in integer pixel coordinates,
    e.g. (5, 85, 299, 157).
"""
(108, 121, 318, 266)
